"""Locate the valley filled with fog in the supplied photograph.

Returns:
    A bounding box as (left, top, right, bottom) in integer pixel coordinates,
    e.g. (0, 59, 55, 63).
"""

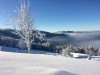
(47, 31, 100, 48)
(65, 32, 100, 48)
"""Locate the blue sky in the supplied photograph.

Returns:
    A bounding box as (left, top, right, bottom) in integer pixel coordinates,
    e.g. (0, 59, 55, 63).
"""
(0, 0, 100, 32)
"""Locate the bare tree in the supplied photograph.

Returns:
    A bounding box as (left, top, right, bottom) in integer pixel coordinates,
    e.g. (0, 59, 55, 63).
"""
(7, 0, 45, 53)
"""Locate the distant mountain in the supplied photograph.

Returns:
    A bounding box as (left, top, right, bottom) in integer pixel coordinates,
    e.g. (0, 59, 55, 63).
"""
(54, 31, 74, 34)
(0, 29, 66, 39)
(0, 29, 20, 39)
(55, 31, 100, 34)
(1, 29, 100, 38)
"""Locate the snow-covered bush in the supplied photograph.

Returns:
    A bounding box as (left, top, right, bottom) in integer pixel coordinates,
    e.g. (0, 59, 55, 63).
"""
(61, 45, 73, 57)
(41, 42, 53, 51)
(97, 48, 100, 55)
(61, 48, 68, 56)
(18, 38, 27, 50)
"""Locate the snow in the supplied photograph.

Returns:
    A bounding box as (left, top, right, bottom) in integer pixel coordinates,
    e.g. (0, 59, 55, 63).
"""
(0, 47, 100, 75)
(0, 46, 59, 55)
(71, 53, 88, 58)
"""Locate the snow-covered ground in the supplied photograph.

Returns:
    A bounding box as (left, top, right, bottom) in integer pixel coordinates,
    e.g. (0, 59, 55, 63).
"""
(0, 47, 100, 75)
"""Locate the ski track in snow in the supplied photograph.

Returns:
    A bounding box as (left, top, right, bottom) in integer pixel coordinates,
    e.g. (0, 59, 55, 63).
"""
(0, 51, 100, 75)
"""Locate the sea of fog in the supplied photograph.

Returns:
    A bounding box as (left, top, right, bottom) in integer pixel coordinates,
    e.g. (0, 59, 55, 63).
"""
(66, 33, 100, 48)
(47, 32, 100, 48)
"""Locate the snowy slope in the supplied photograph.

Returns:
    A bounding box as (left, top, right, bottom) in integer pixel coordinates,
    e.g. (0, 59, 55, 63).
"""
(0, 51, 100, 75)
